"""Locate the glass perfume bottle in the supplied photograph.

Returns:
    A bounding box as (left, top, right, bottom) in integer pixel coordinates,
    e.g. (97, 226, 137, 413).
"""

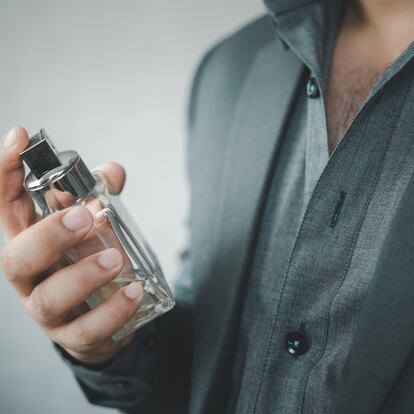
(20, 129, 175, 341)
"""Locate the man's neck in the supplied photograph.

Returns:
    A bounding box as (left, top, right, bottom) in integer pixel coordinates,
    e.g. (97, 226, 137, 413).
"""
(349, 0, 414, 32)
(345, 0, 414, 64)
(326, 0, 414, 154)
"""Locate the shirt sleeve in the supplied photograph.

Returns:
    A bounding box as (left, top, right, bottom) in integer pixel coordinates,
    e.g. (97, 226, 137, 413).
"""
(55, 299, 192, 414)
(54, 320, 158, 412)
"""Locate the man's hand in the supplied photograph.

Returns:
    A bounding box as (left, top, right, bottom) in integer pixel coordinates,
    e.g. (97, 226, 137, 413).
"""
(0, 126, 143, 365)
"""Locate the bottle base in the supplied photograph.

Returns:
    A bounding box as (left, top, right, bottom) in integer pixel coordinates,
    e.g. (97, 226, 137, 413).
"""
(86, 276, 175, 342)
(112, 298, 175, 341)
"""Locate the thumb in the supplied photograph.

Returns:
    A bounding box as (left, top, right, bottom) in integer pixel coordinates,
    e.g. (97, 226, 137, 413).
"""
(93, 162, 126, 195)
(0, 126, 37, 241)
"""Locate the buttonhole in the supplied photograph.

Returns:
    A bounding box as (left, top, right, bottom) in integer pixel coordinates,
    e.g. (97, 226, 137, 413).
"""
(330, 191, 347, 228)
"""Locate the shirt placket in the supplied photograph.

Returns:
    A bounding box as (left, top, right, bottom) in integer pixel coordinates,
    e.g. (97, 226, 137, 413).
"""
(254, 61, 412, 414)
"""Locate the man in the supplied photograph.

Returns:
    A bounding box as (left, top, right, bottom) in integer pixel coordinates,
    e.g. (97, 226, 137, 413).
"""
(1, 0, 414, 412)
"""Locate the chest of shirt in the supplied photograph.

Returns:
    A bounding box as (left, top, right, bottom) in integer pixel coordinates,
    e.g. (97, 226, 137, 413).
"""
(230, 43, 414, 413)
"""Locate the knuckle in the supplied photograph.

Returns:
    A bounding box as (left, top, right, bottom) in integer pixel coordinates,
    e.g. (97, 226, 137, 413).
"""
(0, 247, 26, 282)
(28, 286, 54, 322)
(108, 303, 127, 327)
(50, 327, 74, 351)
(77, 260, 102, 291)
(76, 323, 97, 348)
(73, 266, 92, 293)
(36, 219, 57, 249)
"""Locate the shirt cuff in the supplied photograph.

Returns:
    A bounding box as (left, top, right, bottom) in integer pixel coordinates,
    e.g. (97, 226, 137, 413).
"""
(54, 322, 159, 410)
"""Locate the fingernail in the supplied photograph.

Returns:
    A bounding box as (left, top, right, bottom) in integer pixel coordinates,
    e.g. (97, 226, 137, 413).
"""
(98, 249, 122, 269)
(3, 129, 17, 149)
(62, 206, 92, 231)
(124, 282, 143, 301)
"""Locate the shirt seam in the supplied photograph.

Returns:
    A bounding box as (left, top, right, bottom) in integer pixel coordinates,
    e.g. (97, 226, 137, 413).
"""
(299, 87, 412, 413)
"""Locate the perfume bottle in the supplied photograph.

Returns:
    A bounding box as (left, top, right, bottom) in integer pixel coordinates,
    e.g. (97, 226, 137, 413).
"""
(20, 129, 175, 341)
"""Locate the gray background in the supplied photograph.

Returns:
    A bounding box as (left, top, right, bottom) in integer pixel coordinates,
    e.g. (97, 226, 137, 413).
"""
(0, 1, 262, 413)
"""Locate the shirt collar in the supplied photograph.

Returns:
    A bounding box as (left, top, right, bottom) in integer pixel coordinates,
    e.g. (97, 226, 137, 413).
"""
(265, 0, 344, 91)
(264, 0, 322, 16)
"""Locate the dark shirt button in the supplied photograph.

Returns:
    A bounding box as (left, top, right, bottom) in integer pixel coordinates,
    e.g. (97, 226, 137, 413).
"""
(307, 77, 320, 99)
(286, 331, 309, 356)
(143, 334, 158, 352)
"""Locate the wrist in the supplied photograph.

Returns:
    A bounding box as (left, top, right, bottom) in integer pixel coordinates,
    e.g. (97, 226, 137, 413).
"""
(57, 334, 134, 368)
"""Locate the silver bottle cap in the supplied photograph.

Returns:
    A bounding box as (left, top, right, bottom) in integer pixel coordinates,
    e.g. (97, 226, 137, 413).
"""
(21, 129, 96, 214)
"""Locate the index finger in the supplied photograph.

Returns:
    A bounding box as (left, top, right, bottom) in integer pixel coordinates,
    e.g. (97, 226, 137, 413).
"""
(0, 126, 36, 241)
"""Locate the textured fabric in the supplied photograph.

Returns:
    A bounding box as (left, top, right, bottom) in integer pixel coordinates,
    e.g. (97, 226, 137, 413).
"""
(187, 29, 303, 414)
(56, 4, 414, 413)
(229, 2, 414, 413)
(56, 299, 192, 413)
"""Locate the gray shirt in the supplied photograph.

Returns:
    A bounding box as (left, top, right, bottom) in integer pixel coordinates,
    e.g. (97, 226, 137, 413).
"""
(58, 4, 414, 413)
(229, 2, 414, 413)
